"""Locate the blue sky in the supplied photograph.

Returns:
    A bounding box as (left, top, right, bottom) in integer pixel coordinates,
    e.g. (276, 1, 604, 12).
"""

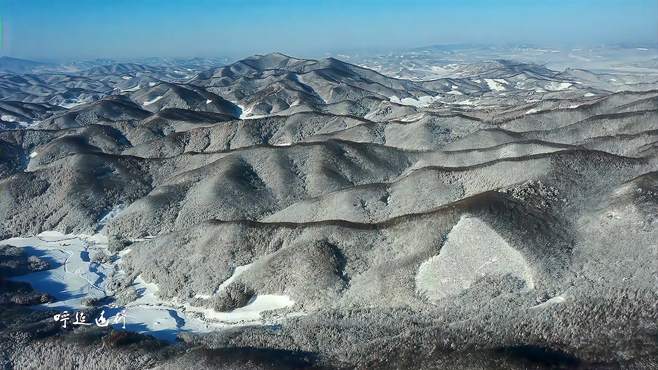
(1, 0, 657, 60)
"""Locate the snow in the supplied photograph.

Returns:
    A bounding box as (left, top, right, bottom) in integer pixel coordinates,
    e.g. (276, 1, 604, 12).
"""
(3, 232, 111, 310)
(446, 87, 463, 96)
(389, 95, 438, 108)
(206, 99, 213, 104)
(121, 76, 132, 80)
(121, 84, 141, 92)
(234, 103, 267, 120)
(237, 104, 253, 119)
(545, 82, 573, 91)
(114, 275, 210, 339)
(295, 73, 327, 104)
(176, 294, 295, 323)
(426, 65, 459, 78)
(530, 295, 566, 309)
(416, 216, 534, 302)
(97, 205, 125, 230)
(525, 108, 540, 114)
(4, 231, 300, 342)
(59, 97, 94, 109)
(485, 78, 507, 92)
(399, 113, 424, 122)
(216, 263, 253, 293)
(143, 96, 163, 106)
(1, 114, 18, 122)
(584, 92, 596, 97)
(29, 151, 38, 158)
(148, 82, 157, 87)
(18, 121, 35, 128)
(1, 115, 31, 126)
(455, 99, 477, 106)
(186, 262, 256, 300)
(126, 269, 295, 330)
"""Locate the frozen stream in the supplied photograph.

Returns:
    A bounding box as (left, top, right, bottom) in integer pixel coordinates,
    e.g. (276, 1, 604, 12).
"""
(2, 231, 296, 342)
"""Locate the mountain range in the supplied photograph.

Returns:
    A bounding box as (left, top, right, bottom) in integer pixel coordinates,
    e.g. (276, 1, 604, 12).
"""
(0, 50, 656, 369)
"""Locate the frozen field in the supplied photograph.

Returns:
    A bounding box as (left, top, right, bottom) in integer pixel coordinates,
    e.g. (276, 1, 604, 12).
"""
(3, 232, 296, 341)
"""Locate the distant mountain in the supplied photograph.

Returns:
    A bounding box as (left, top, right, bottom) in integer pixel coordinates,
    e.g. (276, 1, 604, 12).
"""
(80, 62, 165, 76)
(0, 56, 53, 74)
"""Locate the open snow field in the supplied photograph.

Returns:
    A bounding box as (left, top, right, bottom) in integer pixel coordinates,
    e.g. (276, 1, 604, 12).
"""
(2, 232, 297, 342)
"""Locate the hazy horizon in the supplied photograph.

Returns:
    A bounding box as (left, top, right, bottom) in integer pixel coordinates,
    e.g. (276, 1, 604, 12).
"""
(1, 0, 657, 61)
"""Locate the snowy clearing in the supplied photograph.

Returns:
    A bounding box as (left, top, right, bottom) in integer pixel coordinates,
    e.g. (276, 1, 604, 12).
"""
(3, 232, 111, 310)
(3, 232, 300, 342)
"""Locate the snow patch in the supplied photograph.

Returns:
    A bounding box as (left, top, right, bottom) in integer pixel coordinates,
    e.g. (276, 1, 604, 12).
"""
(216, 263, 254, 293)
(416, 216, 535, 302)
(455, 99, 477, 106)
(59, 99, 90, 109)
(399, 113, 425, 122)
(29, 151, 38, 158)
(178, 295, 295, 323)
(531, 295, 566, 309)
(129, 272, 296, 327)
(121, 84, 141, 92)
(485, 78, 507, 92)
(1, 114, 18, 122)
(389, 95, 437, 108)
(545, 82, 573, 91)
(3, 232, 112, 310)
(97, 204, 125, 230)
(235, 103, 267, 120)
(143, 96, 163, 106)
